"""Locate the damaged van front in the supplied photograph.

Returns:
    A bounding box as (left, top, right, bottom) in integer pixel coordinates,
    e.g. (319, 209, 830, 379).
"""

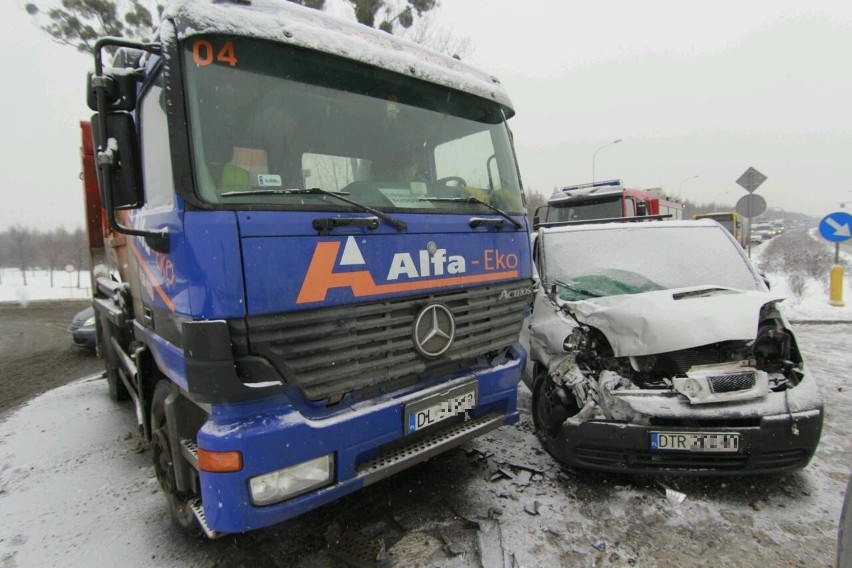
(527, 220, 823, 475)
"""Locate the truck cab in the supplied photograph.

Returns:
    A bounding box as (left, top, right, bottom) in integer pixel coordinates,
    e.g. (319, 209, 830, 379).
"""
(536, 180, 682, 226)
(85, 0, 532, 536)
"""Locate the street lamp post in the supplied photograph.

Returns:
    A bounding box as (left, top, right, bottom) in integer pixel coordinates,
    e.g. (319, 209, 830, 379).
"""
(677, 175, 699, 200)
(591, 139, 622, 183)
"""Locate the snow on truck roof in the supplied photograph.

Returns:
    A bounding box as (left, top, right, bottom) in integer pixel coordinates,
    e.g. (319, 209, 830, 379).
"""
(539, 218, 722, 235)
(548, 180, 624, 204)
(162, 0, 515, 116)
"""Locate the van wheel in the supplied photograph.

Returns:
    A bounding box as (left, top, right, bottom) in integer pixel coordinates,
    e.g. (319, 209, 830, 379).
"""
(531, 371, 578, 452)
(150, 381, 203, 537)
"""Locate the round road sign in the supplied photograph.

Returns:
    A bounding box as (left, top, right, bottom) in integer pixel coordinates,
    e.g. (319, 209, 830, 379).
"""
(819, 211, 852, 243)
(735, 194, 767, 219)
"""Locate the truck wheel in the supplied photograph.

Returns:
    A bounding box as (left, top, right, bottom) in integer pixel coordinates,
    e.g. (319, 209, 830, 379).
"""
(150, 381, 203, 537)
(100, 320, 129, 402)
(531, 370, 578, 453)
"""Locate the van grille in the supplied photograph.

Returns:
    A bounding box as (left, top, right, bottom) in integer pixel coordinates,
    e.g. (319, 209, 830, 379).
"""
(708, 372, 756, 393)
(230, 281, 532, 400)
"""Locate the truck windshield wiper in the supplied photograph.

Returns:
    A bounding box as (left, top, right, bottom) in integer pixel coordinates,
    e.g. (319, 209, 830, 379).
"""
(221, 187, 406, 231)
(418, 196, 523, 230)
(553, 279, 603, 299)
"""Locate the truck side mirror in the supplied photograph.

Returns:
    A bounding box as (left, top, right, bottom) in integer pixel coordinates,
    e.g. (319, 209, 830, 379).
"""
(91, 112, 143, 210)
(87, 68, 139, 112)
(636, 201, 648, 216)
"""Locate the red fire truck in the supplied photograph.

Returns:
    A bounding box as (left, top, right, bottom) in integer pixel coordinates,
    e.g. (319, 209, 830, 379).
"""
(538, 179, 683, 226)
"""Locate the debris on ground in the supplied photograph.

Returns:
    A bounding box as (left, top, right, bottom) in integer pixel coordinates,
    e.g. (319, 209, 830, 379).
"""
(524, 501, 541, 516)
(388, 532, 443, 564)
(512, 470, 532, 488)
(326, 524, 395, 568)
(506, 461, 546, 475)
(475, 518, 508, 568)
(439, 530, 466, 557)
(657, 482, 687, 506)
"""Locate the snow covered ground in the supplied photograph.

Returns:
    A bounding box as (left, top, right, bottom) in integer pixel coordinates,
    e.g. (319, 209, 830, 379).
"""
(1, 229, 850, 566)
(0, 268, 91, 305)
(753, 229, 852, 322)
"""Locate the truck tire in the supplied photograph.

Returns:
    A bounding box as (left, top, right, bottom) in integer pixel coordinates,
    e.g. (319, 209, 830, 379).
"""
(150, 381, 203, 537)
(99, 317, 129, 402)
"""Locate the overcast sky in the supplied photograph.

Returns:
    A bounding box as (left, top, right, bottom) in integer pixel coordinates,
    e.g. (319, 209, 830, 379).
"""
(2, 0, 851, 230)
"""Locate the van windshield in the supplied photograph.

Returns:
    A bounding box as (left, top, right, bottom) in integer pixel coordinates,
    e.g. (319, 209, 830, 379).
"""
(542, 224, 761, 300)
(182, 35, 523, 215)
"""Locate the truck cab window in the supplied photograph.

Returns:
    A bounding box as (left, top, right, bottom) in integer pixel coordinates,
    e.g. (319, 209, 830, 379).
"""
(139, 76, 174, 210)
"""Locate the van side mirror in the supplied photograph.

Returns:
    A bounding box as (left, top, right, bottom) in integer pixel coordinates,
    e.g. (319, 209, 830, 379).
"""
(90, 112, 143, 210)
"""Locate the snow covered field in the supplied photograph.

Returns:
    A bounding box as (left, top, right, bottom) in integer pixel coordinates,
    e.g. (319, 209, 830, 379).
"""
(0, 268, 91, 304)
(755, 229, 852, 323)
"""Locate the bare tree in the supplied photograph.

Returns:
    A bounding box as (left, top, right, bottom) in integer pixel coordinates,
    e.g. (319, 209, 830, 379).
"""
(8, 227, 33, 286)
(42, 228, 69, 288)
(402, 12, 473, 59)
(0, 232, 6, 285)
(0, 231, 7, 285)
(525, 190, 549, 227)
(69, 228, 91, 288)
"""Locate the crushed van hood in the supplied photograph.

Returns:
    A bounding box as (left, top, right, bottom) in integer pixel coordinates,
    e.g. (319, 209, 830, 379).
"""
(562, 286, 786, 357)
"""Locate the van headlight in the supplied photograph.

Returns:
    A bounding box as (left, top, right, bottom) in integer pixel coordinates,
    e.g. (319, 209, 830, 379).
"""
(249, 454, 334, 506)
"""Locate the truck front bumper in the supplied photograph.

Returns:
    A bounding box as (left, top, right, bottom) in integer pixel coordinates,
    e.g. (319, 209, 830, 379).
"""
(195, 348, 524, 533)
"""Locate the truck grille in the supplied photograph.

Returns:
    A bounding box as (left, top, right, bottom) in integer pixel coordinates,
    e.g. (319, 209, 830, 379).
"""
(230, 281, 532, 400)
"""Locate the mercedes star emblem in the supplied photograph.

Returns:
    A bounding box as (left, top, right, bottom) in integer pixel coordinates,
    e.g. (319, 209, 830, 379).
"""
(413, 303, 455, 358)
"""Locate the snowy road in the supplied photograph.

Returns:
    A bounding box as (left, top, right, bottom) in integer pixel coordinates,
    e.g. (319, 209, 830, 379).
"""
(1, 324, 850, 568)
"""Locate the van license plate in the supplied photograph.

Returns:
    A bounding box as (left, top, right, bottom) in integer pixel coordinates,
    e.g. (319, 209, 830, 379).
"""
(650, 432, 741, 453)
(405, 380, 478, 435)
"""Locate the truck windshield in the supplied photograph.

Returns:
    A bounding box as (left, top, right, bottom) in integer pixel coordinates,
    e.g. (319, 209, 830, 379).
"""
(182, 35, 523, 214)
(547, 194, 622, 222)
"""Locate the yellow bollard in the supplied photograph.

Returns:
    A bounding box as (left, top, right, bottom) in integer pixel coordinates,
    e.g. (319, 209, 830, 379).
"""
(829, 264, 845, 307)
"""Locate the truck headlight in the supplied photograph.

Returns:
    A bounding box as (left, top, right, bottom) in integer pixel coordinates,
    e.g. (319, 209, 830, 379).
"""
(249, 454, 334, 506)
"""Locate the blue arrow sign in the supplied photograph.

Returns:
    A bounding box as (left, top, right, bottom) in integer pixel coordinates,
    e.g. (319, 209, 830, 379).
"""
(819, 211, 852, 242)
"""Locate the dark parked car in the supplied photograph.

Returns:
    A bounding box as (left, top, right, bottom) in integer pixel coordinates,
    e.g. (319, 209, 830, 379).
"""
(68, 306, 97, 353)
(526, 219, 823, 475)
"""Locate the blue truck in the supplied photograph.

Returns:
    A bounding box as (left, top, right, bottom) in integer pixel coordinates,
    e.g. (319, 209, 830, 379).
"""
(82, 0, 532, 536)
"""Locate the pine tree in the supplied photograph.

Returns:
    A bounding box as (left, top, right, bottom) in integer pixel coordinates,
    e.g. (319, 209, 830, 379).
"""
(26, 0, 438, 55)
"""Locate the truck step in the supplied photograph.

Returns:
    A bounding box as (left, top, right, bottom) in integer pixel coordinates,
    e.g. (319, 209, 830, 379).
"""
(356, 413, 505, 487)
(190, 499, 223, 539)
(180, 438, 199, 469)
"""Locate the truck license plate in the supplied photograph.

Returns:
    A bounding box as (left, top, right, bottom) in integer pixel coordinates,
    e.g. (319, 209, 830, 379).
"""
(405, 380, 478, 435)
(650, 432, 741, 453)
